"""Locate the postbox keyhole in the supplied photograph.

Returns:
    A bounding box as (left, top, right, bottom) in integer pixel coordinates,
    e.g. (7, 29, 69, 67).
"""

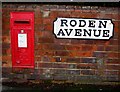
(21, 30, 24, 33)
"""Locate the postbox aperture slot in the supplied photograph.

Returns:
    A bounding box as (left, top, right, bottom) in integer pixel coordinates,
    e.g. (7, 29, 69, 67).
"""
(14, 20, 30, 25)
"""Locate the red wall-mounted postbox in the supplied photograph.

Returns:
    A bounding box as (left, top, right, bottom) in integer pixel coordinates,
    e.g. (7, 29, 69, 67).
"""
(10, 12, 34, 68)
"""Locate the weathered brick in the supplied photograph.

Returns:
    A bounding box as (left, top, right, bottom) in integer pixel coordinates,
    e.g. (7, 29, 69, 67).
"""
(84, 40, 94, 44)
(77, 51, 92, 57)
(35, 56, 41, 61)
(105, 75, 119, 81)
(66, 57, 80, 63)
(52, 63, 68, 68)
(94, 40, 109, 45)
(69, 51, 77, 57)
(52, 44, 66, 50)
(38, 63, 53, 68)
(81, 58, 96, 63)
(66, 70, 80, 75)
(109, 39, 118, 45)
(50, 11, 58, 19)
(43, 18, 51, 25)
(2, 48, 11, 55)
(40, 31, 53, 38)
(53, 75, 68, 80)
(81, 70, 95, 75)
(71, 40, 85, 45)
(49, 5, 58, 10)
(17, 5, 25, 10)
(77, 63, 97, 69)
(35, 17, 43, 25)
(54, 39, 71, 45)
(105, 70, 119, 75)
(2, 36, 10, 43)
(38, 37, 54, 43)
(106, 65, 120, 70)
(44, 24, 53, 31)
(43, 44, 66, 50)
(81, 45, 93, 51)
(105, 45, 118, 51)
(52, 69, 66, 75)
(66, 5, 75, 11)
(2, 43, 10, 49)
(24, 5, 34, 11)
(108, 52, 118, 58)
(93, 51, 107, 58)
(58, 11, 71, 17)
(66, 45, 81, 51)
(106, 59, 120, 64)
(2, 3, 120, 83)
(55, 51, 69, 56)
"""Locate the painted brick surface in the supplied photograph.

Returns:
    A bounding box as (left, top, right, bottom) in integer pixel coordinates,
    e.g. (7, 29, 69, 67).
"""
(2, 3, 120, 83)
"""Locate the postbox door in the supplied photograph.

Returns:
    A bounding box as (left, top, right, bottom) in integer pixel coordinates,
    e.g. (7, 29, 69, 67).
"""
(10, 12, 34, 68)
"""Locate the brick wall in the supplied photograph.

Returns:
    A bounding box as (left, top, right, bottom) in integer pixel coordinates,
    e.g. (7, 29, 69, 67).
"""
(2, 3, 120, 82)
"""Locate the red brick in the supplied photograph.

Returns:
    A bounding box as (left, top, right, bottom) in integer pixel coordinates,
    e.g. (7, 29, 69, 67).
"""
(52, 44, 66, 51)
(97, 45, 105, 51)
(55, 51, 69, 56)
(71, 11, 82, 17)
(38, 37, 54, 43)
(106, 59, 120, 64)
(2, 36, 10, 43)
(66, 5, 75, 11)
(105, 45, 118, 51)
(77, 51, 92, 57)
(106, 65, 120, 70)
(25, 5, 34, 11)
(81, 58, 96, 63)
(77, 63, 97, 69)
(90, 9, 99, 13)
(35, 24, 44, 32)
(49, 5, 58, 10)
(43, 18, 51, 25)
(105, 70, 119, 75)
(0, 56, 2, 61)
(54, 39, 71, 45)
(84, 40, 94, 44)
(2, 56, 11, 61)
(2, 49, 7, 55)
(66, 45, 81, 51)
(82, 10, 91, 13)
(94, 40, 110, 45)
(50, 11, 58, 19)
(71, 39, 85, 45)
(35, 17, 43, 25)
(109, 39, 118, 45)
(66, 57, 80, 63)
(35, 56, 41, 61)
(93, 51, 107, 57)
(2, 43, 10, 49)
(52, 63, 68, 68)
(81, 70, 96, 75)
(38, 63, 52, 68)
(43, 44, 66, 50)
(58, 11, 71, 17)
(37, 50, 54, 56)
(40, 31, 53, 38)
(2, 48, 11, 55)
(44, 24, 53, 31)
(81, 45, 93, 51)
(35, 44, 43, 50)
(105, 13, 119, 20)
(69, 51, 77, 57)
(108, 52, 119, 58)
